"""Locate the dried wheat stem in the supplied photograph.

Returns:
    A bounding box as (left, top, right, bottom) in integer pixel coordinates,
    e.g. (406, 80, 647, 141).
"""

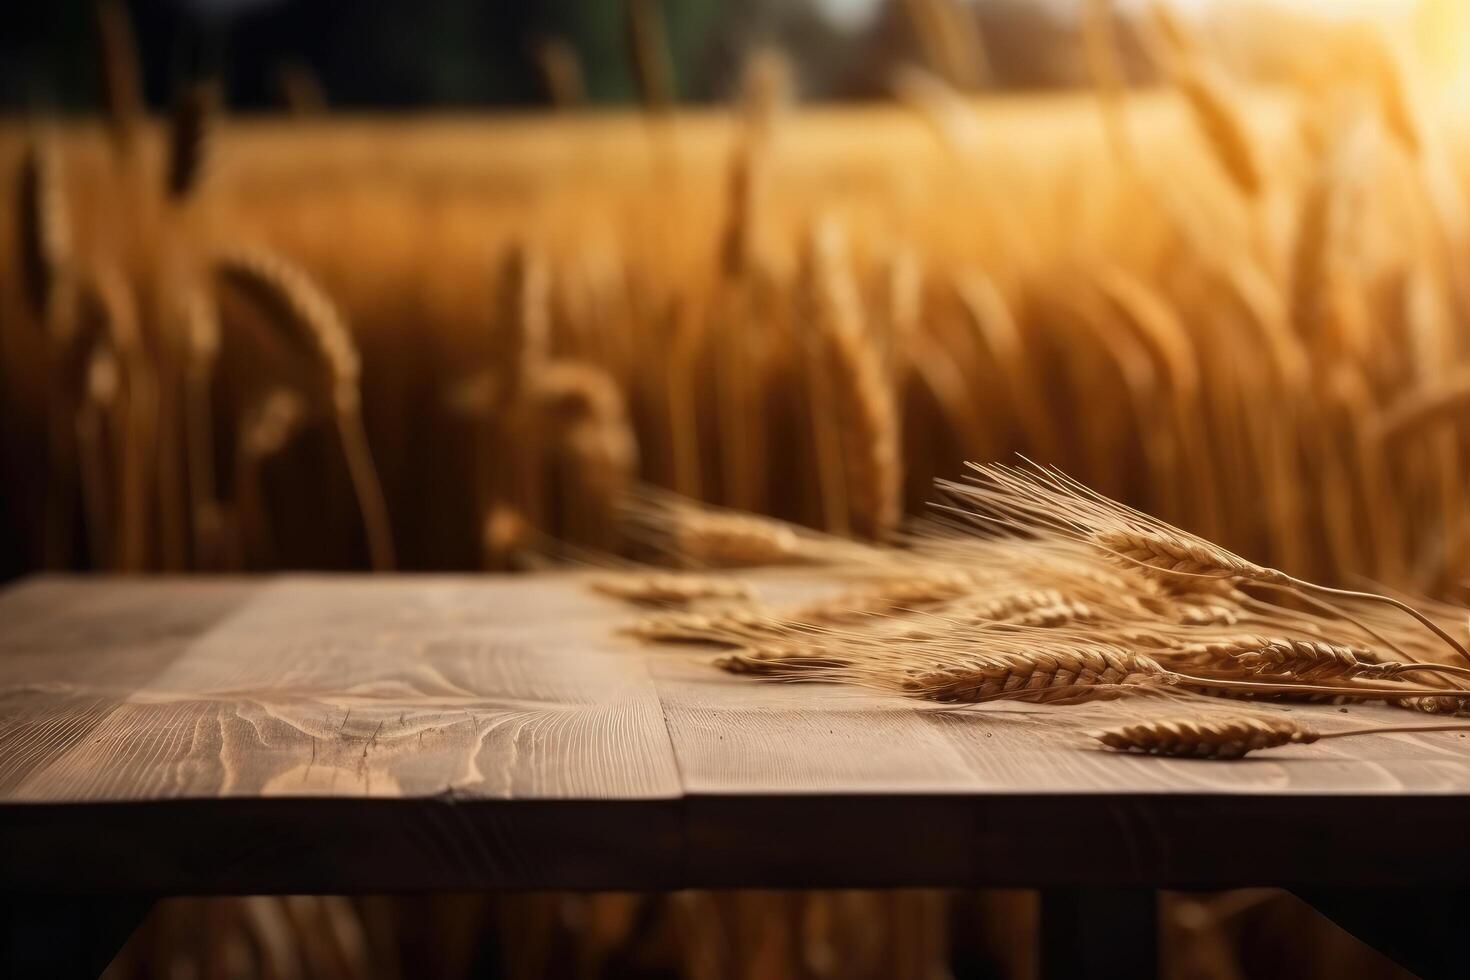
(1096, 714, 1470, 759)
(1166, 669, 1470, 704)
(214, 246, 394, 570)
(966, 463, 1469, 665)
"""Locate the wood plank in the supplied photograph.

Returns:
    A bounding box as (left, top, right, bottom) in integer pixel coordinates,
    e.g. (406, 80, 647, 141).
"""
(3, 573, 1470, 895)
(14, 575, 682, 801)
(1, 575, 685, 893)
(0, 578, 259, 794)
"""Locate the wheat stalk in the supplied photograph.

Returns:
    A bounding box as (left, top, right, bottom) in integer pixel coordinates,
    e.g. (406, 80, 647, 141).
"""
(95, 0, 144, 160)
(166, 80, 218, 201)
(624, 0, 674, 111)
(804, 220, 902, 541)
(17, 132, 72, 325)
(276, 61, 328, 115)
(491, 243, 552, 405)
(179, 286, 223, 567)
(945, 462, 1470, 665)
(214, 245, 394, 570)
(1165, 635, 1470, 683)
(1095, 713, 1470, 759)
(1171, 60, 1263, 198)
(533, 37, 585, 110)
(233, 387, 308, 569)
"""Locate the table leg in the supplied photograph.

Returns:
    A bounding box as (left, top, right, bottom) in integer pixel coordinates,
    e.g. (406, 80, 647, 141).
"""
(0, 895, 153, 979)
(1039, 887, 1157, 980)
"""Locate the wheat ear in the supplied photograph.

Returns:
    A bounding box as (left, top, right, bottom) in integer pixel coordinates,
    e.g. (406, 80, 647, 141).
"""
(1168, 635, 1470, 683)
(95, 0, 144, 160)
(670, 510, 802, 567)
(491, 243, 552, 405)
(1146, 7, 1261, 198)
(903, 647, 1163, 704)
(533, 37, 585, 110)
(720, 48, 788, 279)
(180, 287, 223, 566)
(805, 220, 902, 540)
(214, 246, 395, 570)
(948, 462, 1470, 665)
(528, 360, 638, 548)
(17, 132, 72, 325)
(276, 61, 328, 115)
(166, 79, 218, 201)
(1095, 714, 1470, 759)
(625, 0, 674, 111)
(233, 388, 308, 569)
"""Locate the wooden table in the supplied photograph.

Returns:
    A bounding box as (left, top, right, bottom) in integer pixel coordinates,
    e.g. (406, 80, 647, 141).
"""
(3, 575, 1468, 977)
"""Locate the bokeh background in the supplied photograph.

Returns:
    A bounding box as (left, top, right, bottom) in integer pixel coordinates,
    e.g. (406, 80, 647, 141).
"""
(3, 1, 1465, 977)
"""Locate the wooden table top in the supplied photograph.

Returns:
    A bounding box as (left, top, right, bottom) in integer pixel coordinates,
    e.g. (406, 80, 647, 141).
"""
(3, 574, 1469, 895)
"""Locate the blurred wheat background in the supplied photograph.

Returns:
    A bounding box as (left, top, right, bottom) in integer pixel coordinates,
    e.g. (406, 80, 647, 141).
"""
(4, 0, 1466, 976)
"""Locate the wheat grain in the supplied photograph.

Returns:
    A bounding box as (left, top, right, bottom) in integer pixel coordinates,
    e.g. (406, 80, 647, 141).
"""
(1175, 603, 1239, 627)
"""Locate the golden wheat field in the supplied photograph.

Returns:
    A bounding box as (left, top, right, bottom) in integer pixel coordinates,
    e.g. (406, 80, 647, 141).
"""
(6, 0, 1470, 977)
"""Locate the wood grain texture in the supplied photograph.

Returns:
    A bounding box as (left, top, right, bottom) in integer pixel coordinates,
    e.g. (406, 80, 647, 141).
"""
(3, 574, 1470, 894)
